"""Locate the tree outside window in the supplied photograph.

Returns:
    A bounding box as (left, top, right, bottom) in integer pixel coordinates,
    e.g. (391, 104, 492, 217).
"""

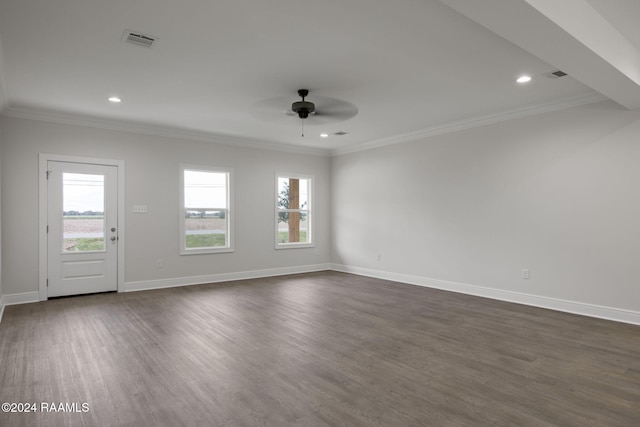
(276, 176, 312, 247)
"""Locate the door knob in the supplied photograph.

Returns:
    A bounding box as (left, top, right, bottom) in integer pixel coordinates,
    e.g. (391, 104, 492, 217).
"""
(111, 236, 117, 241)
(111, 227, 116, 232)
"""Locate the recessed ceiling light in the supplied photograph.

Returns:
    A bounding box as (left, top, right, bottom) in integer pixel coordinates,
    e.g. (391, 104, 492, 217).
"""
(516, 75, 532, 84)
(320, 133, 329, 138)
(108, 96, 122, 103)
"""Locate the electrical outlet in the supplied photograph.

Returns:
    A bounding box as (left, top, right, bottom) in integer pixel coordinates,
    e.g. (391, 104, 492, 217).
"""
(522, 269, 530, 280)
(156, 259, 163, 268)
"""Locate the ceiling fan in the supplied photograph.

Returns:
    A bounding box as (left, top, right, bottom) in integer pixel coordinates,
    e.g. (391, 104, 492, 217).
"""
(291, 89, 315, 119)
(249, 89, 358, 130)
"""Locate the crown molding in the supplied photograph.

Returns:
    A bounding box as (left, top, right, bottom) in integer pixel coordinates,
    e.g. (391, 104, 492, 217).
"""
(1, 106, 331, 157)
(1, 91, 609, 158)
(331, 92, 609, 156)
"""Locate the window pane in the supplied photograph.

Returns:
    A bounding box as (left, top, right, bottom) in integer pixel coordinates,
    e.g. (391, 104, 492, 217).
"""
(277, 178, 288, 210)
(181, 165, 232, 254)
(62, 173, 105, 252)
(277, 212, 310, 244)
(277, 176, 311, 246)
(278, 178, 308, 210)
(299, 179, 309, 208)
(185, 209, 227, 248)
(185, 170, 227, 209)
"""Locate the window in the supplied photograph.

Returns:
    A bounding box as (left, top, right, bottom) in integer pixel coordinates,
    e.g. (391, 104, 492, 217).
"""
(276, 175, 312, 248)
(180, 165, 232, 254)
(63, 173, 105, 252)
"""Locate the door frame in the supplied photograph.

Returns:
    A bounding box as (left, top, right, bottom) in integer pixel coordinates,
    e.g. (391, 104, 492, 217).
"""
(39, 153, 125, 301)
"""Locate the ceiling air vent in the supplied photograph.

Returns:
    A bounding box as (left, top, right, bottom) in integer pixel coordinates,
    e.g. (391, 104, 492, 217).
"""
(333, 131, 349, 136)
(543, 70, 568, 79)
(123, 30, 157, 48)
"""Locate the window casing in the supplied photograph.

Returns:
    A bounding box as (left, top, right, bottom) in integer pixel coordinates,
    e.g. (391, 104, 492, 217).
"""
(180, 165, 233, 255)
(276, 174, 313, 249)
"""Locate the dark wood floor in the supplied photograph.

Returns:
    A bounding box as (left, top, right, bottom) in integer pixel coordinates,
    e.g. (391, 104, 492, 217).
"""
(1, 271, 639, 426)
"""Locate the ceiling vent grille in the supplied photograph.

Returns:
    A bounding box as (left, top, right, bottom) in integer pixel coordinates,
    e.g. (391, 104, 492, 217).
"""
(123, 30, 157, 48)
(333, 131, 349, 136)
(543, 70, 568, 79)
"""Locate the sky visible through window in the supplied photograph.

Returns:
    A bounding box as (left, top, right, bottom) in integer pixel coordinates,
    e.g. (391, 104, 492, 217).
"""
(184, 170, 227, 208)
(63, 173, 104, 213)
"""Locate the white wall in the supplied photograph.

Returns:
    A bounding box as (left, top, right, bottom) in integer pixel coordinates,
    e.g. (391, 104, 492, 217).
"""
(0, 116, 3, 314)
(3, 99, 640, 324)
(331, 100, 640, 318)
(0, 116, 331, 295)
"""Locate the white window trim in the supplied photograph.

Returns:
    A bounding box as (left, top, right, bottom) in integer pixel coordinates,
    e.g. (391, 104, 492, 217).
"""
(179, 164, 234, 255)
(275, 173, 314, 250)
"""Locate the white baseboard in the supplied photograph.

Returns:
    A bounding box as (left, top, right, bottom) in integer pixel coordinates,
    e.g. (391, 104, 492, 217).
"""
(125, 263, 331, 292)
(0, 265, 330, 324)
(2, 291, 40, 306)
(330, 264, 640, 326)
(3, 265, 638, 327)
(0, 291, 40, 323)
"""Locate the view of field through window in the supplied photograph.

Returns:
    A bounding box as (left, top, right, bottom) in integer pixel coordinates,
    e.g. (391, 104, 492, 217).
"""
(184, 170, 228, 249)
(62, 173, 105, 252)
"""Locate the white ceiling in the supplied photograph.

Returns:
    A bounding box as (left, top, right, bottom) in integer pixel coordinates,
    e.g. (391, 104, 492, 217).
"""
(586, 0, 640, 51)
(0, 0, 638, 155)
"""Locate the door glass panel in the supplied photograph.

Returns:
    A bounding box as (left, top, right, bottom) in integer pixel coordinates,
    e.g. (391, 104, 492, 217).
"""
(62, 173, 105, 252)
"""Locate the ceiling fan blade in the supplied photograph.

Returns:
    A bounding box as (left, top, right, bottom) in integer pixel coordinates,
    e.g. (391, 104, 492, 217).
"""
(312, 97, 358, 122)
(248, 96, 295, 122)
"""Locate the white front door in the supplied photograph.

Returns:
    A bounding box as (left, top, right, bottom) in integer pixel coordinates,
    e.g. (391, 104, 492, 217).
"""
(47, 161, 119, 297)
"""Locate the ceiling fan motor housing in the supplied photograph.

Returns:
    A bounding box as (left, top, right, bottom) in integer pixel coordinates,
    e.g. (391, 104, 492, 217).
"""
(292, 100, 315, 119)
(292, 89, 315, 119)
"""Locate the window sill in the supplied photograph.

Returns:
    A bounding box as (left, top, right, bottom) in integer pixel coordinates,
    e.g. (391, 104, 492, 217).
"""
(275, 243, 315, 250)
(180, 247, 234, 255)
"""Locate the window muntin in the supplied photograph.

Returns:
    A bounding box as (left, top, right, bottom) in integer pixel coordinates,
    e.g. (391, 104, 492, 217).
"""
(181, 166, 232, 254)
(276, 175, 312, 248)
